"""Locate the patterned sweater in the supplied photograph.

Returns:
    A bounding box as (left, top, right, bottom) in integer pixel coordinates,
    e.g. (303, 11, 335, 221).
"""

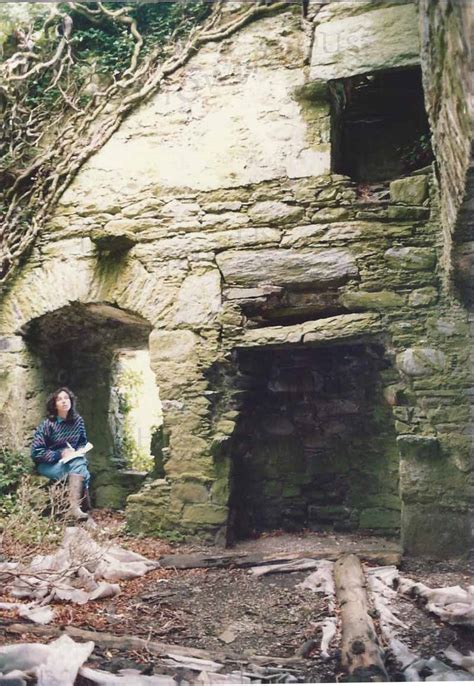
(31, 415, 88, 465)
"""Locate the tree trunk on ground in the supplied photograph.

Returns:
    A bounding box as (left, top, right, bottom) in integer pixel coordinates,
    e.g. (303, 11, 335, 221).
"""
(158, 549, 401, 570)
(334, 554, 388, 682)
(2, 623, 302, 667)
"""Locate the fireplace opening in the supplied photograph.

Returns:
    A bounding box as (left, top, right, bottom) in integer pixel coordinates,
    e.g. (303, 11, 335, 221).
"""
(330, 67, 433, 182)
(227, 343, 400, 543)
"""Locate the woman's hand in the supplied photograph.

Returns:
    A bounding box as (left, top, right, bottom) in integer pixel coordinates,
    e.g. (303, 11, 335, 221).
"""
(61, 448, 76, 459)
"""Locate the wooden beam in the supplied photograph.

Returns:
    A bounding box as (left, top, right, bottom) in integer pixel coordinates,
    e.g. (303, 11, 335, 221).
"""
(158, 549, 401, 570)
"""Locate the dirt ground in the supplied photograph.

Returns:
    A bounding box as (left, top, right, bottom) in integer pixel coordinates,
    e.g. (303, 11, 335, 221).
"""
(0, 510, 472, 683)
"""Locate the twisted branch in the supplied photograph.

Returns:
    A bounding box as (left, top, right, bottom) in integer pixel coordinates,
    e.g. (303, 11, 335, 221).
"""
(0, 1, 291, 289)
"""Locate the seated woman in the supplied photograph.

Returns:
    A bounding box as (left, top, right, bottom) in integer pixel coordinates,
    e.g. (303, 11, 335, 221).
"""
(31, 387, 91, 521)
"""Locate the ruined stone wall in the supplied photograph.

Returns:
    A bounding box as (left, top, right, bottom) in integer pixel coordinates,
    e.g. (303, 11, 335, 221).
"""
(0, 1, 471, 557)
(417, 0, 474, 287)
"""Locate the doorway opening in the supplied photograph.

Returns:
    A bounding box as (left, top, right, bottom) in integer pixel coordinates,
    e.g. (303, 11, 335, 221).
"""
(22, 302, 162, 507)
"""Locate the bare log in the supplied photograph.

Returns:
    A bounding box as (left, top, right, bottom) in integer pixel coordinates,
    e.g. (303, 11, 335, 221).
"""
(2, 623, 302, 667)
(334, 554, 388, 682)
(158, 548, 401, 570)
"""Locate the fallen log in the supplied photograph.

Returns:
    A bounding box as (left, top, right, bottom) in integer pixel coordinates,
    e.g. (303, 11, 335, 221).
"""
(158, 548, 401, 570)
(334, 554, 388, 682)
(3, 623, 210, 659)
(2, 623, 302, 667)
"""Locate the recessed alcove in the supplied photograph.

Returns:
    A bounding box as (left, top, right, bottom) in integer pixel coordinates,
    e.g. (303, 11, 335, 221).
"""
(330, 67, 434, 182)
(227, 342, 400, 543)
(22, 303, 162, 507)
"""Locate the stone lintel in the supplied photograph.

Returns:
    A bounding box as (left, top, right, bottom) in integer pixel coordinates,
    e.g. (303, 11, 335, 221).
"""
(310, 3, 420, 82)
(234, 312, 382, 349)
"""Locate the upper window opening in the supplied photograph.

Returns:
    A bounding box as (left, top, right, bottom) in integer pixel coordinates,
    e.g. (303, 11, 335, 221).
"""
(330, 67, 434, 183)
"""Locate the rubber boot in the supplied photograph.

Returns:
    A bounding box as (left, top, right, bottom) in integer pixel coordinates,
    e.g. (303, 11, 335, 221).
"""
(81, 487, 98, 529)
(68, 474, 89, 520)
(81, 487, 92, 512)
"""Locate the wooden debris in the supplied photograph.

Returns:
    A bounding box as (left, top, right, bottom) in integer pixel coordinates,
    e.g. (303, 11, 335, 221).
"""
(162, 654, 223, 672)
(334, 554, 388, 682)
(158, 549, 401, 571)
(3, 623, 212, 659)
(250, 558, 321, 577)
(2, 623, 303, 667)
(295, 638, 317, 658)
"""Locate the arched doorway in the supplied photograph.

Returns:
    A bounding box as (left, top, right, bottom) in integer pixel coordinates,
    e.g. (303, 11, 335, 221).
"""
(22, 302, 162, 507)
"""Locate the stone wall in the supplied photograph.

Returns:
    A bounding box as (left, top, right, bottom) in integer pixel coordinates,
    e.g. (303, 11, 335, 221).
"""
(416, 0, 474, 558)
(417, 0, 474, 289)
(0, 1, 471, 558)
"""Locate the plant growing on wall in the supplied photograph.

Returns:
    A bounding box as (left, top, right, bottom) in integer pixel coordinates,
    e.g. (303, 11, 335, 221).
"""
(0, 0, 288, 290)
(398, 132, 434, 173)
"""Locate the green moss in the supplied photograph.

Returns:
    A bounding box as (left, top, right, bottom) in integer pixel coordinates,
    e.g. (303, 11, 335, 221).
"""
(342, 290, 405, 311)
(182, 503, 228, 527)
(359, 508, 400, 530)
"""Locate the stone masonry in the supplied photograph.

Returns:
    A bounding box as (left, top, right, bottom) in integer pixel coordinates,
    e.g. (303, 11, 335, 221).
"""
(0, 1, 472, 558)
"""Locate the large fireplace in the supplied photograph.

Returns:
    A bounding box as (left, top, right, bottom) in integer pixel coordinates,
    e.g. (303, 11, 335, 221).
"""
(227, 342, 400, 542)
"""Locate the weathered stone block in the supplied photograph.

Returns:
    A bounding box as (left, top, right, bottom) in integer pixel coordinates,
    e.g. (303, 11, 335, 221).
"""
(342, 290, 405, 311)
(216, 248, 358, 287)
(202, 201, 243, 213)
(171, 480, 209, 504)
(386, 206, 430, 221)
(211, 474, 230, 506)
(280, 224, 327, 247)
(397, 435, 440, 460)
(396, 348, 446, 376)
(384, 247, 436, 271)
(310, 3, 419, 80)
(174, 271, 222, 325)
(90, 227, 137, 253)
(390, 176, 429, 205)
(408, 287, 438, 307)
(401, 505, 471, 558)
(311, 207, 352, 223)
(149, 330, 198, 363)
(200, 212, 249, 230)
(182, 504, 228, 526)
(248, 201, 304, 226)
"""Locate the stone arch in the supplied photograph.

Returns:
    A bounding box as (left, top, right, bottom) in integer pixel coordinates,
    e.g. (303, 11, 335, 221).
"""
(14, 299, 163, 508)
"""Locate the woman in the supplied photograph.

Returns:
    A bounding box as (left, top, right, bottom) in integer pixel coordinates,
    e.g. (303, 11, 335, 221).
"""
(31, 387, 91, 521)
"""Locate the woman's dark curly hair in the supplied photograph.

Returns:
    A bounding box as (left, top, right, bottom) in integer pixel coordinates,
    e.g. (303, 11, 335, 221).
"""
(46, 387, 77, 422)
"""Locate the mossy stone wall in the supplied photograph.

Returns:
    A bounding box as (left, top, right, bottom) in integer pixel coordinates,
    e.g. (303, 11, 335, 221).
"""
(0, 2, 471, 557)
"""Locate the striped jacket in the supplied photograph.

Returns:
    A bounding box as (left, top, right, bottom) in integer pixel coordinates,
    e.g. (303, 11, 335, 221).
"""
(31, 414, 88, 465)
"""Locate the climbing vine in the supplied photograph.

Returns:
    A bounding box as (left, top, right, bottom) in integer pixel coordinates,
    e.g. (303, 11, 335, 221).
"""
(0, 1, 289, 290)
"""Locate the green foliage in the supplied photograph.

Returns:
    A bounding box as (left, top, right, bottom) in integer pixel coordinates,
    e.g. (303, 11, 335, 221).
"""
(0, 447, 31, 502)
(115, 367, 155, 472)
(125, 520, 185, 543)
(0, 476, 69, 547)
(24, 72, 63, 111)
(399, 133, 434, 172)
(131, 1, 212, 50)
(69, 2, 212, 75)
(71, 25, 134, 75)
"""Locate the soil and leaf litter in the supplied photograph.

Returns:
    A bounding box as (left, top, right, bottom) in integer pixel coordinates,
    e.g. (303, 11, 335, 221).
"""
(0, 510, 472, 684)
